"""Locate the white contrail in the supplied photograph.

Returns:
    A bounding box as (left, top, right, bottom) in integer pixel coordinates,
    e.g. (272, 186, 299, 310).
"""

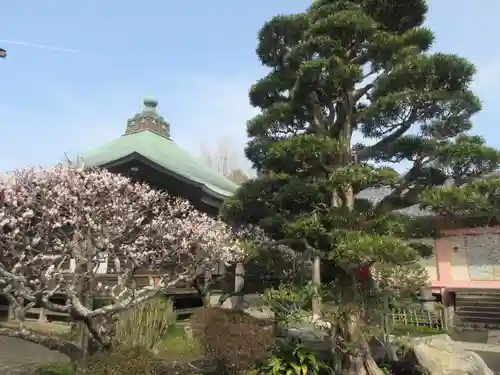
(0, 39, 79, 54)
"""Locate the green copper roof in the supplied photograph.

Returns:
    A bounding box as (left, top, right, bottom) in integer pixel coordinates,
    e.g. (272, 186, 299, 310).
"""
(79, 130, 238, 198)
(77, 99, 238, 200)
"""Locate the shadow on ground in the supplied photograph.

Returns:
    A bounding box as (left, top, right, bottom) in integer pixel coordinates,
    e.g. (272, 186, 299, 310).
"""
(0, 337, 69, 374)
(451, 329, 489, 343)
(475, 351, 500, 374)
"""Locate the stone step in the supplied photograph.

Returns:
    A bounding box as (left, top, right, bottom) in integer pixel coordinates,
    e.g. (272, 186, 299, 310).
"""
(456, 302, 500, 311)
(456, 290, 500, 296)
(455, 296, 500, 304)
(456, 306, 500, 314)
(456, 312, 500, 321)
(456, 293, 500, 298)
(455, 318, 500, 330)
(455, 320, 500, 329)
(455, 289, 500, 297)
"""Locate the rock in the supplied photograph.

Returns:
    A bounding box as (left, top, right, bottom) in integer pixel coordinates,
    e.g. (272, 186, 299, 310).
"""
(284, 327, 327, 341)
(243, 307, 274, 320)
(369, 337, 395, 362)
(398, 334, 493, 375)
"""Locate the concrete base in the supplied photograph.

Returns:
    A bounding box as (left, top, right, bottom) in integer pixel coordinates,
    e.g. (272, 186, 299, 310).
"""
(487, 330, 500, 345)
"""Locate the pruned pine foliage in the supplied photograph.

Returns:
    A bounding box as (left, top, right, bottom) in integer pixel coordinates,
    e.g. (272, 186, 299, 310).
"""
(221, 1, 500, 374)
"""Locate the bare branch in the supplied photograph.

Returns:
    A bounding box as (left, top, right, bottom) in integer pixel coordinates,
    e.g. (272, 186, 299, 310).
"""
(199, 137, 251, 183)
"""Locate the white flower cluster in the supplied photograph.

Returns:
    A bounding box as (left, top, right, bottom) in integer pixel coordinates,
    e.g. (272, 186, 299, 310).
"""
(0, 165, 249, 309)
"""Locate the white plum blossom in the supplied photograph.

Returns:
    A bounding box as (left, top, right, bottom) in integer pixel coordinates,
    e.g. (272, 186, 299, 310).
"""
(0, 165, 263, 351)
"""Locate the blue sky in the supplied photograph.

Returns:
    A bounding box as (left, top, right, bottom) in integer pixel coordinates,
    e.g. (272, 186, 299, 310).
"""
(0, 1, 498, 173)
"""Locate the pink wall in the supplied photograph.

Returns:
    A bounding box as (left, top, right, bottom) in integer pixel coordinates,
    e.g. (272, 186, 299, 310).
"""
(432, 226, 500, 291)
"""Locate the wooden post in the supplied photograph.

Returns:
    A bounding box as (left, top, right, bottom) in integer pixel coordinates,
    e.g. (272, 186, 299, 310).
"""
(234, 262, 245, 309)
(383, 292, 398, 361)
(38, 307, 47, 323)
(311, 255, 321, 317)
(7, 301, 13, 321)
(77, 257, 94, 358)
(440, 287, 454, 329)
(203, 268, 212, 307)
(78, 294, 93, 357)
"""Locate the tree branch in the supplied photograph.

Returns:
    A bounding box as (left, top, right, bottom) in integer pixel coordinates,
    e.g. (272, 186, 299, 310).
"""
(356, 109, 417, 162)
(308, 92, 327, 132)
(352, 83, 374, 103)
(84, 316, 111, 349)
(350, 51, 371, 65)
(87, 274, 189, 318)
(373, 159, 425, 213)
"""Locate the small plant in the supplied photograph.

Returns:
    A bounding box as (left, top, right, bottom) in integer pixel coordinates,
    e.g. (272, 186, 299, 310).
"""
(251, 339, 333, 375)
(113, 296, 176, 352)
(259, 283, 312, 326)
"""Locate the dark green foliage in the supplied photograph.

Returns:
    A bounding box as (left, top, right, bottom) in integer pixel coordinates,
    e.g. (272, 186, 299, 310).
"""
(190, 307, 274, 374)
(222, 0, 500, 373)
(222, 0, 500, 297)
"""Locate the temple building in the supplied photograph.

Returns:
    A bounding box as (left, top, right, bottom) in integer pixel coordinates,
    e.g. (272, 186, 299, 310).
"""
(74, 98, 241, 309)
(77, 98, 238, 216)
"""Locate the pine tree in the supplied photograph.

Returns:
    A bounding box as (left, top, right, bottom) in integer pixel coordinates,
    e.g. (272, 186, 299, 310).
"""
(222, 1, 500, 374)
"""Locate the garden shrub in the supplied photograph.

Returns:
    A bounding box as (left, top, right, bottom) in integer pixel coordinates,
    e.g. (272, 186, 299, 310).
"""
(251, 338, 333, 375)
(113, 296, 176, 352)
(76, 348, 162, 375)
(191, 307, 274, 374)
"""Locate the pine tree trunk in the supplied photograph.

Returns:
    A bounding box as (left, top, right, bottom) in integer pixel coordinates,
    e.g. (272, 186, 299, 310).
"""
(331, 128, 383, 374)
(343, 351, 384, 375)
(338, 309, 384, 375)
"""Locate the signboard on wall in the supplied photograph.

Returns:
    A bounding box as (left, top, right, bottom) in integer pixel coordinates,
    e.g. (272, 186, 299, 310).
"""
(466, 233, 500, 281)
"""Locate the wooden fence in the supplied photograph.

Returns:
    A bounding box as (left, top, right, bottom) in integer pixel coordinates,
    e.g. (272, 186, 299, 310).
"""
(0, 289, 203, 323)
(390, 304, 446, 330)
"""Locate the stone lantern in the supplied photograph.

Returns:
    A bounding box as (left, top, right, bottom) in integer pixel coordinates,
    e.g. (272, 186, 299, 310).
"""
(419, 287, 436, 312)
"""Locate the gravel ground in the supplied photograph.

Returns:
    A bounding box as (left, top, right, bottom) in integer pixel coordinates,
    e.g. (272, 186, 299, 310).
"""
(1, 336, 500, 374)
(0, 337, 69, 375)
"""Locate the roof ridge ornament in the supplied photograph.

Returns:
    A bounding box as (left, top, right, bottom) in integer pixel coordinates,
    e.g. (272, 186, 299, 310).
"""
(143, 97, 158, 110)
(124, 98, 171, 139)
